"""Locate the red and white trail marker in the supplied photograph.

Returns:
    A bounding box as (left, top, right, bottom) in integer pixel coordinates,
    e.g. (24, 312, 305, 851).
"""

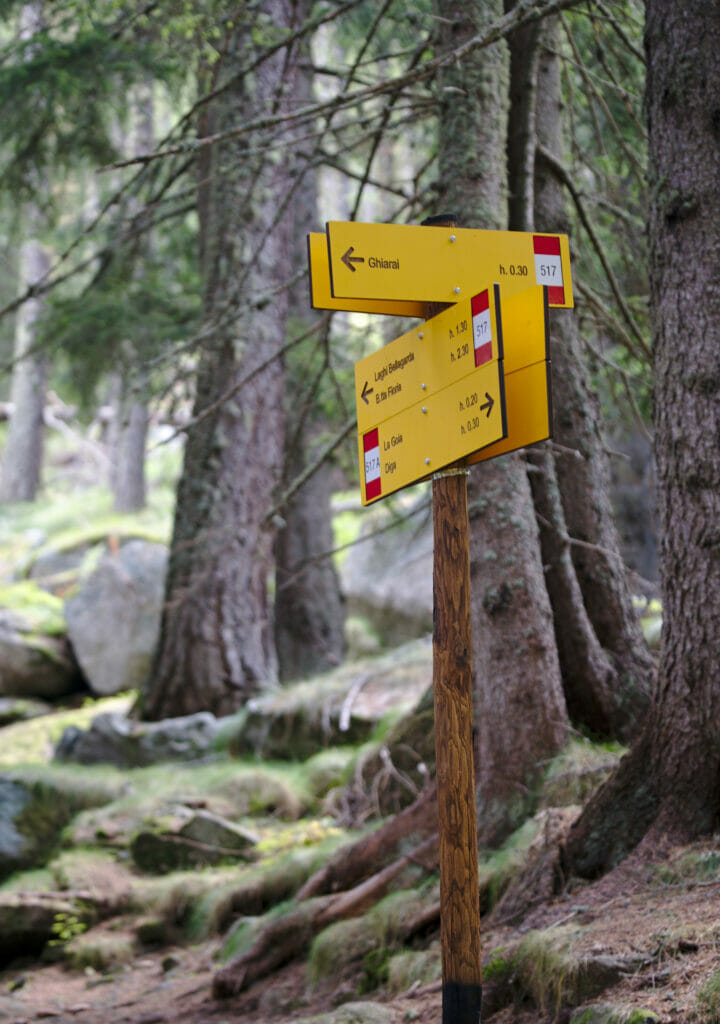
(533, 235, 564, 305)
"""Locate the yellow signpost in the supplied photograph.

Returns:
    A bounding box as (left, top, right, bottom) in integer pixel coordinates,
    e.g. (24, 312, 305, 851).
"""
(307, 233, 425, 318)
(309, 217, 574, 1024)
(356, 286, 507, 504)
(327, 220, 573, 309)
(355, 283, 553, 501)
(354, 285, 504, 434)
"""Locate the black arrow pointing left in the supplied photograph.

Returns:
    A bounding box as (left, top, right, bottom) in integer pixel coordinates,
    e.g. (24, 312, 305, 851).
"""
(361, 380, 374, 405)
(480, 392, 494, 417)
(342, 246, 365, 272)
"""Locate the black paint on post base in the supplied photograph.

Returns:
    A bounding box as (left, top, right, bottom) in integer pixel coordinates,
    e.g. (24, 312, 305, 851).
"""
(442, 981, 482, 1024)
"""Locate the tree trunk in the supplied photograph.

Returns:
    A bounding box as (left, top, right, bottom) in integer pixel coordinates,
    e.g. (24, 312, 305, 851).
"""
(274, 19, 345, 682)
(563, 0, 720, 877)
(435, 0, 568, 847)
(0, 4, 49, 505)
(0, 231, 50, 504)
(109, 79, 154, 514)
(108, 372, 148, 513)
(532, 20, 653, 740)
(274, 442, 346, 680)
(141, 3, 298, 719)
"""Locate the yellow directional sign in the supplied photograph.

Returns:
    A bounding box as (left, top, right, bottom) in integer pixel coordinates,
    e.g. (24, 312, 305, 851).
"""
(356, 285, 507, 504)
(327, 221, 573, 309)
(307, 233, 425, 318)
(354, 285, 504, 435)
(467, 286, 552, 464)
(359, 359, 507, 505)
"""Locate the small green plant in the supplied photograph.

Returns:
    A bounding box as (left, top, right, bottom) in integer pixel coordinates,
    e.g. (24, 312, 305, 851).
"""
(49, 911, 87, 947)
(698, 968, 720, 1022)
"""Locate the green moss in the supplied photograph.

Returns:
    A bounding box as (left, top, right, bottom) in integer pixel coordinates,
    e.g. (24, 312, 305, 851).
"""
(0, 694, 134, 767)
(386, 943, 442, 993)
(569, 1007, 659, 1024)
(308, 916, 377, 983)
(697, 968, 720, 1021)
(540, 739, 624, 809)
(0, 580, 66, 634)
(478, 816, 541, 912)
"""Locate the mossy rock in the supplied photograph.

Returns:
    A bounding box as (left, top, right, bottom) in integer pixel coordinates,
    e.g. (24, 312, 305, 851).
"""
(570, 1006, 659, 1024)
(227, 641, 429, 761)
(540, 739, 624, 809)
(0, 583, 82, 699)
(386, 942, 442, 993)
(0, 768, 122, 880)
(293, 1002, 394, 1024)
(308, 916, 378, 983)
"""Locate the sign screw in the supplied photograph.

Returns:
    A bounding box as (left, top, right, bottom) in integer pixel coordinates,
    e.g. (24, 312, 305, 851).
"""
(425, 457, 431, 465)
(422, 406, 428, 413)
(449, 234, 456, 242)
(421, 383, 427, 390)
(418, 331, 424, 339)
(454, 286, 461, 294)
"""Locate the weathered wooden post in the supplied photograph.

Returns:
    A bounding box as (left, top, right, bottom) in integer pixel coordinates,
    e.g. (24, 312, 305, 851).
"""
(423, 214, 483, 1024)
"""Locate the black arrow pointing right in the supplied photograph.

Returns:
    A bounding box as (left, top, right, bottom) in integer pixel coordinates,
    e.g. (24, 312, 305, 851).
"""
(480, 392, 494, 417)
(361, 380, 374, 405)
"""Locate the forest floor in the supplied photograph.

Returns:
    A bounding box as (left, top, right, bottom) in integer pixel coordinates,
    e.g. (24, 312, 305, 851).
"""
(3, 837, 720, 1024)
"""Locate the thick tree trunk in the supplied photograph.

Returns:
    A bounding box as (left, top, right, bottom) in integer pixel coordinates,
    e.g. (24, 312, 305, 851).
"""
(564, 0, 720, 877)
(0, 232, 50, 504)
(435, 0, 568, 847)
(532, 21, 653, 739)
(142, 3, 298, 719)
(275, 443, 346, 680)
(274, 22, 345, 682)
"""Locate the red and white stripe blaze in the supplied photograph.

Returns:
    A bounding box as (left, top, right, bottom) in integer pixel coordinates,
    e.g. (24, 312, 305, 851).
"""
(363, 428, 381, 501)
(471, 289, 493, 367)
(533, 235, 564, 305)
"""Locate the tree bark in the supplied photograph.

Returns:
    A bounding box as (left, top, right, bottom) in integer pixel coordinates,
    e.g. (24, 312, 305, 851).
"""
(109, 78, 154, 514)
(0, 231, 50, 504)
(564, 0, 720, 876)
(532, 20, 653, 740)
(435, 0, 568, 847)
(141, 3, 299, 719)
(274, 20, 345, 682)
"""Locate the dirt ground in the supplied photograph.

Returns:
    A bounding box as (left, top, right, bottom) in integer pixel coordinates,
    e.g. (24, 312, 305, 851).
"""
(3, 841, 720, 1024)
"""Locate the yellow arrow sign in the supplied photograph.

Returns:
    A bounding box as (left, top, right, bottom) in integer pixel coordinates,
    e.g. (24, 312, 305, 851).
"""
(307, 233, 425, 318)
(327, 221, 573, 309)
(355, 284, 554, 503)
(354, 285, 503, 434)
(359, 359, 507, 505)
(356, 286, 507, 505)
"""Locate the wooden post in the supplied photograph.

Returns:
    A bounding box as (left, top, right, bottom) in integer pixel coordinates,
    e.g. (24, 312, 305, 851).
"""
(423, 214, 483, 1024)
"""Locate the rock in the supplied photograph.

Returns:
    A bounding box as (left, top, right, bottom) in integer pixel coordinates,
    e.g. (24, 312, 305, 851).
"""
(569, 1005, 659, 1023)
(0, 608, 81, 700)
(0, 770, 120, 881)
(178, 809, 259, 850)
(340, 500, 432, 646)
(64, 540, 167, 696)
(228, 639, 430, 761)
(130, 810, 258, 874)
(294, 1003, 394, 1024)
(55, 710, 221, 767)
(0, 893, 91, 966)
(0, 695, 52, 726)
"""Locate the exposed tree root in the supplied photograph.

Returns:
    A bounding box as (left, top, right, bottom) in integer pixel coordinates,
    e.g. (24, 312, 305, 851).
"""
(213, 833, 438, 998)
